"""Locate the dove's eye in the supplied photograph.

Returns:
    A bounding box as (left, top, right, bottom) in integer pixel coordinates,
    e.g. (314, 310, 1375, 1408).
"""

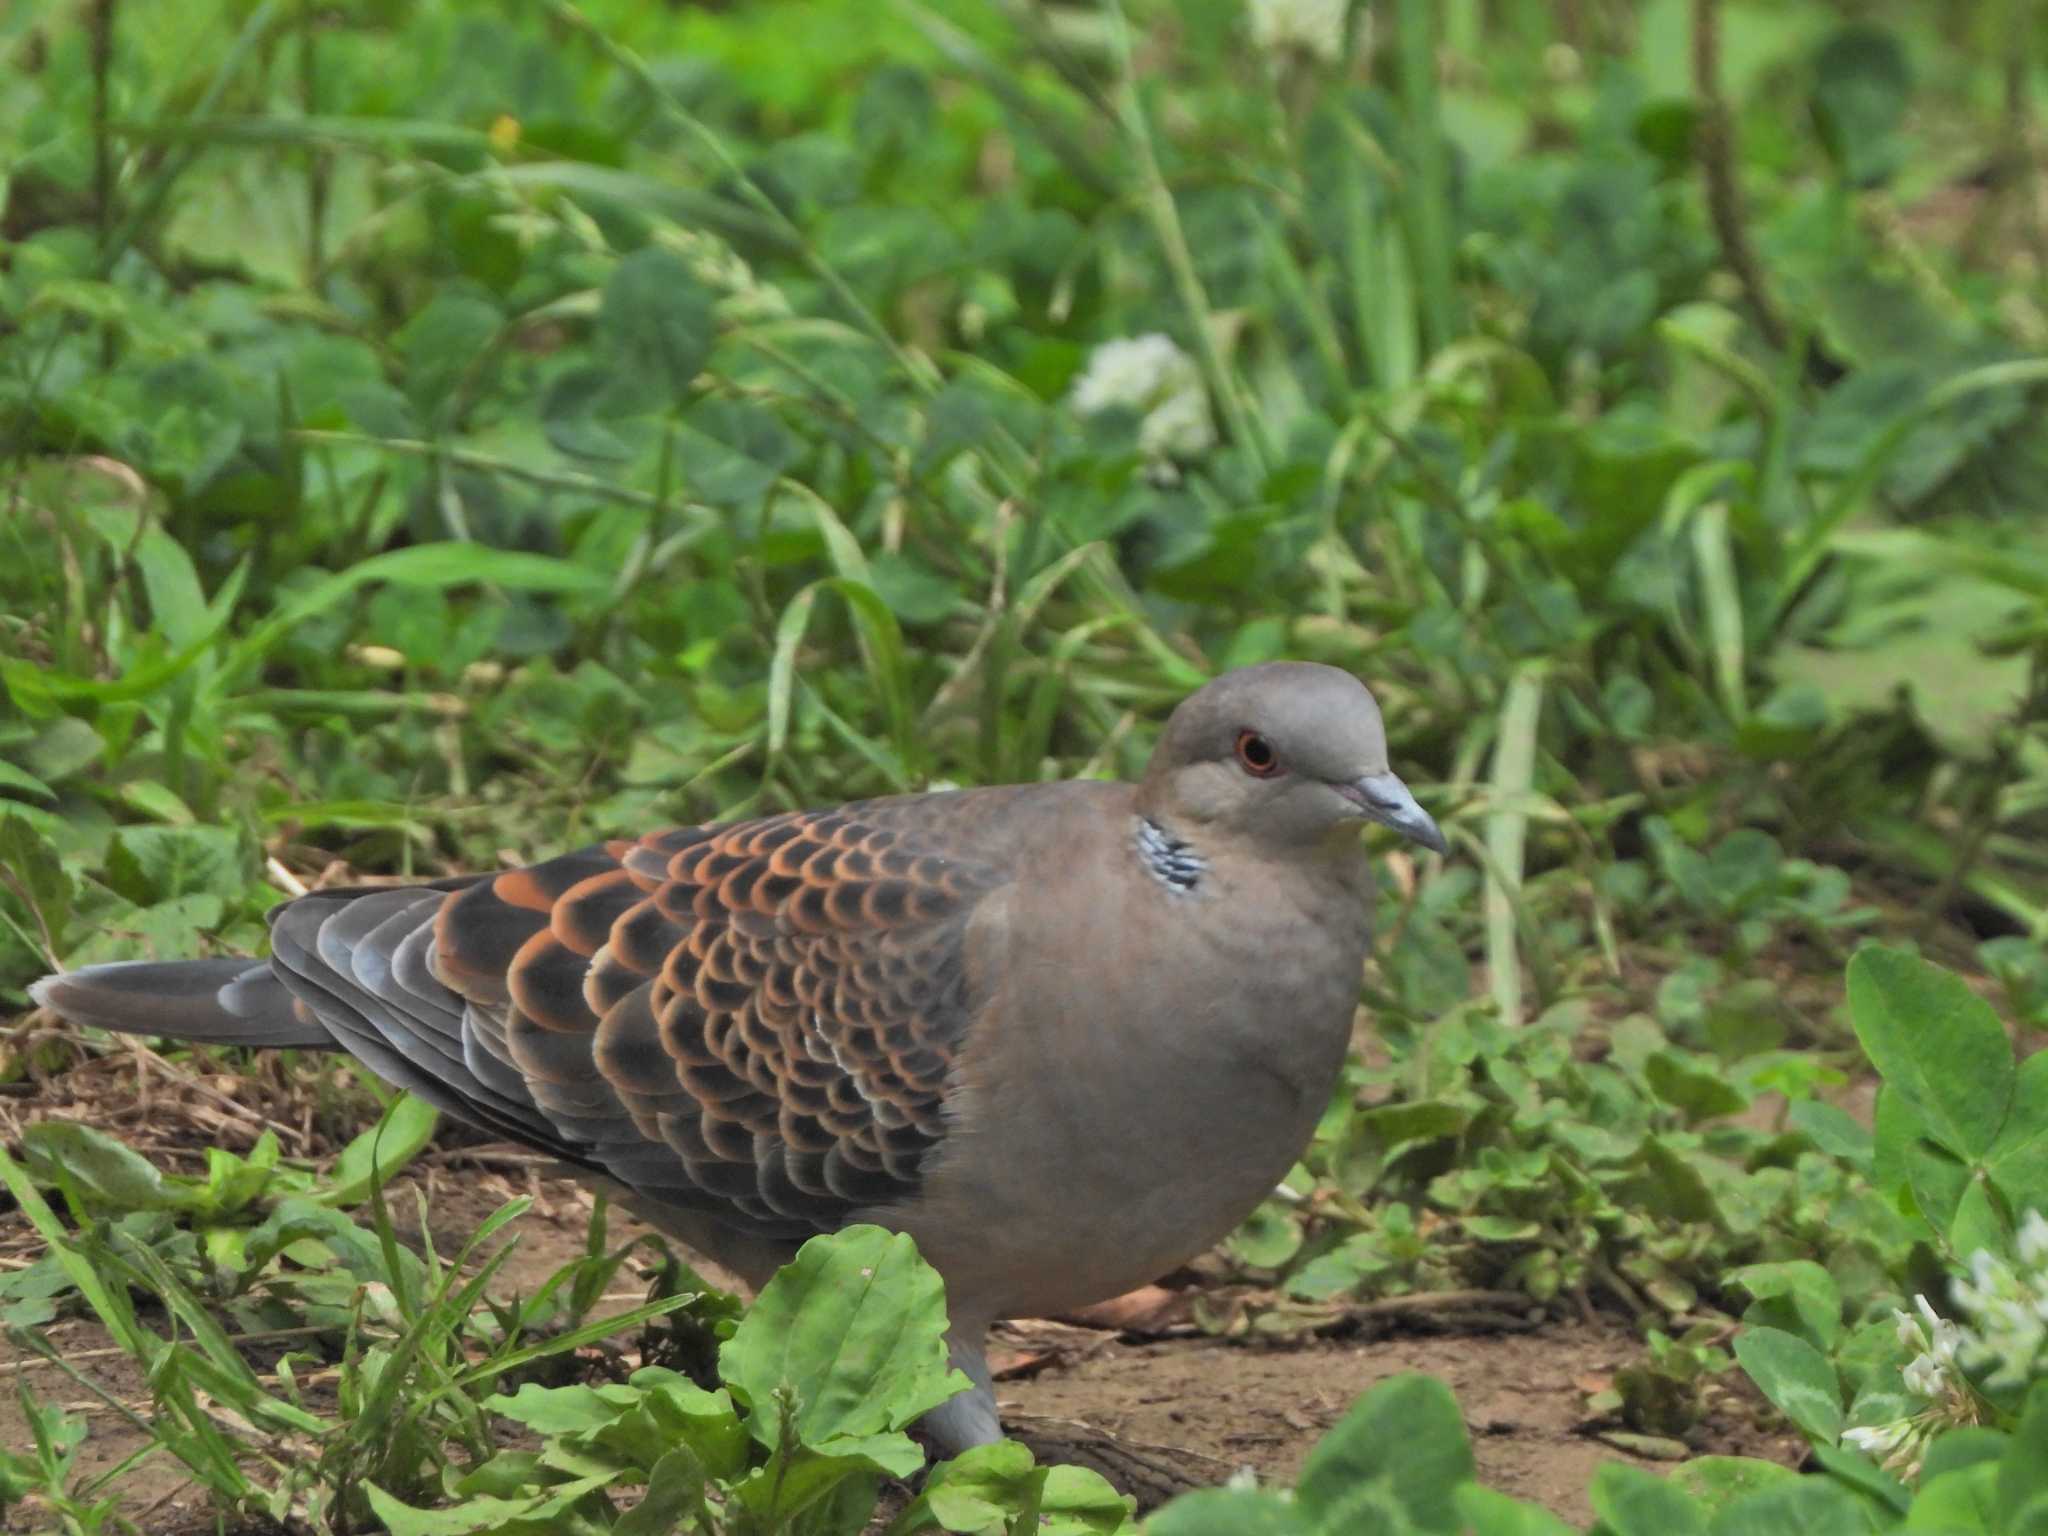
(1235, 730, 1281, 778)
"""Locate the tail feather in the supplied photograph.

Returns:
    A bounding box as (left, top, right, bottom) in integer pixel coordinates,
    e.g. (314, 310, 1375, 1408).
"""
(29, 959, 337, 1049)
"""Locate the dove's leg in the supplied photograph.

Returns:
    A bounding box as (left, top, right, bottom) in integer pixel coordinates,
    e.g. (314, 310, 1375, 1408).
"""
(920, 1323, 1003, 1454)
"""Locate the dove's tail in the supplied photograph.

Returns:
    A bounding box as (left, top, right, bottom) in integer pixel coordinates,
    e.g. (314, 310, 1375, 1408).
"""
(29, 959, 337, 1049)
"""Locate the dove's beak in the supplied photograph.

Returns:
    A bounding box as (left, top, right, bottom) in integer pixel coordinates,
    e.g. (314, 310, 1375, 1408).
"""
(1339, 771, 1447, 855)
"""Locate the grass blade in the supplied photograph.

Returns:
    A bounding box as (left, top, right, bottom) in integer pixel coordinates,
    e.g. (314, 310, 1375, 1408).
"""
(1486, 663, 1545, 1026)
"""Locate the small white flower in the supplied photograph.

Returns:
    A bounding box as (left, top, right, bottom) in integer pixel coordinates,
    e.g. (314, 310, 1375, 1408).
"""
(1070, 334, 1192, 415)
(1894, 1307, 1925, 1353)
(1246, 0, 1348, 62)
(1069, 333, 1214, 464)
(2020, 1210, 2048, 1269)
(1915, 1295, 1962, 1363)
(1138, 385, 1216, 460)
(1903, 1352, 1948, 1399)
(1842, 1421, 1911, 1457)
(1964, 1250, 2007, 1304)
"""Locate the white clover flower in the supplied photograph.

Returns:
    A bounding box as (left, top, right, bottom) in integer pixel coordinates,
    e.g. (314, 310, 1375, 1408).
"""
(1916, 1294, 1962, 1364)
(1893, 1306, 1923, 1352)
(1138, 385, 1216, 460)
(1069, 333, 1215, 466)
(1070, 334, 1193, 414)
(2020, 1210, 2048, 1269)
(1950, 1216, 2048, 1395)
(1903, 1353, 1948, 1399)
(1841, 1421, 1911, 1457)
(1246, 0, 1348, 62)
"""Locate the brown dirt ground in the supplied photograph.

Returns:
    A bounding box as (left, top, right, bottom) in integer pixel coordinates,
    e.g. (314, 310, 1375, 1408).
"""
(0, 1160, 1807, 1535)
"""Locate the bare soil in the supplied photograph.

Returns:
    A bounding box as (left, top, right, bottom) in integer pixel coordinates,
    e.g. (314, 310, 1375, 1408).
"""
(0, 1161, 1806, 1534)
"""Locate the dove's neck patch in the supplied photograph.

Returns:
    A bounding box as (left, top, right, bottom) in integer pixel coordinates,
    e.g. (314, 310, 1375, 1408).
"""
(1134, 816, 1207, 894)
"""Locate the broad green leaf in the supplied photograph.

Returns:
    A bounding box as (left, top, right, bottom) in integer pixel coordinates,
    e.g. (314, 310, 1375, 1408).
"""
(1667, 1457, 1797, 1516)
(22, 1121, 195, 1213)
(1646, 1050, 1748, 1123)
(1847, 948, 2012, 1162)
(1725, 1262, 1842, 1350)
(1998, 1380, 2048, 1532)
(1733, 1326, 1844, 1445)
(1908, 1459, 2000, 1530)
(726, 1441, 889, 1526)
(1903, 1137, 1971, 1246)
(1589, 1463, 1706, 1536)
(1453, 1484, 1578, 1536)
(1145, 1488, 1303, 1535)
(360, 1473, 612, 1536)
(134, 523, 211, 648)
(220, 543, 610, 690)
(319, 1094, 439, 1207)
(1707, 1476, 1881, 1535)
(1920, 1427, 2011, 1486)
(484, 1381, 636, 1437)
(601, 247, 716, 402)
(18, 717, 103, 783)
(0, 759, 55, 801)
(1988, 1053, 2048, 1218)
(1229, 1200, 1305, 1269)
(1296, 1373, 1474, 1534)
(0, 814, 73, 944)
(1950, 1180, 2010, 1272)
(613, 1445, 711, 1536)
(720, 1225, 963, 1449)
(892, 1441, 1132, 1535)
(1810, 24, 1910, 187)
(107, 825, 242, 904)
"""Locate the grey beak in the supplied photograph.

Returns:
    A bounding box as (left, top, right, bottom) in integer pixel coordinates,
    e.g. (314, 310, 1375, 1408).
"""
(1344, 771, 1447, 855)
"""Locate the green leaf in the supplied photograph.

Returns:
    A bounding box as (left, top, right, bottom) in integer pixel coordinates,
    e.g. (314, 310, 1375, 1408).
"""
(1146, 1488, 1304, 1535)
(1988, 1053, 2048, 1218)
(22, 1121, 196, 1213)
(1847, 947, 2013, 1162)
(319, 1094, 439, 1207)
(1810, 24, 1910, 187)
(1725, 1262, 1842, 1350)
(18, 717, 103, 783)
(1229, 1199, 1305, 1269)
(107, 825, 242, 904)
(1910, 1458, 2001, 1530)
(601, 247, 716, 403)
(1589, 1463, 1706, 1536)
(219, 543, 609, 691)
(134, 523, 211, 648)
(613, 1445, 711, 1536)
(1733, 1326, 1844, 1445)
(1667, 1457, 1797, 1516)
(1997, 1380, 2048, 1532)
(892, 1441, 1132, 1535)
(719, 1225, 963, 1450)
(0, 759, 55, 801)
(485, 1381, 636, 1437)
(1788, 1101, 1872, 1169)
(1295, 1373, 1475, 1534)
(1453, 1484, 1579, 1536)
(1921, 1427, 2012, 1486)
(1707, 1475, 1883, 1535)
(1646, 1050, 1748, 1123)
(0, 814, 73, 946)
(361, 1473, 613, 1536)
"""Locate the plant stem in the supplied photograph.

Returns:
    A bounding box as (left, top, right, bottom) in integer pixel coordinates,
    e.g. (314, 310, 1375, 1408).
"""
(1690, 0, 1788, 354)
(1915, 646, 2048, 936)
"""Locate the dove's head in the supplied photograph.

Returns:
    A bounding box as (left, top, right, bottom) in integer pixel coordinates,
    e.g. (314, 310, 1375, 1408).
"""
(1139, 662, 1445, 854)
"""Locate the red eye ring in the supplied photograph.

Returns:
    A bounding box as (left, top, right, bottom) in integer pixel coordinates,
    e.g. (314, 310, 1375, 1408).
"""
(1235, 730, 1281, 778)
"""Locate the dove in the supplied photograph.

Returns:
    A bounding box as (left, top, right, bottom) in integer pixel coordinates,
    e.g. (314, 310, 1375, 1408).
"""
(33, 660, 1444, 1451)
